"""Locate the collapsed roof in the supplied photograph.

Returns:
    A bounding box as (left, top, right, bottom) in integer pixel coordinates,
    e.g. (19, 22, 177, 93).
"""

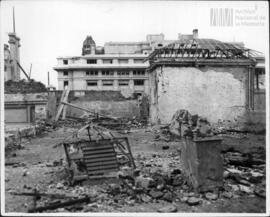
(146, 38, 252, 62)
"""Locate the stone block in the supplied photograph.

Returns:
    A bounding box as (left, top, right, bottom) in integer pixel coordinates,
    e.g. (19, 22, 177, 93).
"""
(181, 137, 223, 192)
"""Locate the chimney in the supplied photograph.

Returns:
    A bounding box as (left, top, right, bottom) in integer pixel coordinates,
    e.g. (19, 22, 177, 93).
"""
(193, 29, 198, 39)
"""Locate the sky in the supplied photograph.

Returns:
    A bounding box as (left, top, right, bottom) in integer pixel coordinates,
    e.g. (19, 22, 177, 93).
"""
(1, 0, 269, 89)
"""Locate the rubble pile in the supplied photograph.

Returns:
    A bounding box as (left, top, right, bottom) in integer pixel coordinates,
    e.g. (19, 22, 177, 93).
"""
(222, 147, 266, 199)
(21, 148, 265, 213)
(166, 109, 213, 139)
(5, 79, 47, 94)
(94, 116, 146, 131)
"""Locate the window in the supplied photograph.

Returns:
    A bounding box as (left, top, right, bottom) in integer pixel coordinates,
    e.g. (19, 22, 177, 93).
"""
(63, 60, 68, 65)
(117, 71, 129, 76)
(87, 80, 98, 86)
(4, 65, 7, 72)
(63, 81, 69, 87)
(133, 70, 145, 76)
(255, 68, 265, 90)
(63, 71, 69, 76)
(87, 59, 97, 64)
(102, 80, 114, 86)
(118, 80, 129, 86)
(103, 59, 113, 64)
(86, 71, 98, 76)
(134, 79, 144, 86)
(118, 59, 128, 64)
(134, 59, 144, 64)
(102, 70, 114, 76)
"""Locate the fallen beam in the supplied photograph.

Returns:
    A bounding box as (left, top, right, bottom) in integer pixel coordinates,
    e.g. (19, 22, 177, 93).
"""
(61, 101, 118, 121)
(28, 196, 91, 213)
(10, 191, 74, 199)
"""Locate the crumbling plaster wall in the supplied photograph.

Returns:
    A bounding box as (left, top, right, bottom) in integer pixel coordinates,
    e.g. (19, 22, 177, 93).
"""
(150, 66, 249, 127)
(67, 100, 140, 119)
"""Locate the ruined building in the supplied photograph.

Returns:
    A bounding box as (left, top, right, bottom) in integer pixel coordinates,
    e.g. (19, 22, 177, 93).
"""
(53, 33, 175, 97)
(4, 8, 21, 81)
(146, 30, 265, 129)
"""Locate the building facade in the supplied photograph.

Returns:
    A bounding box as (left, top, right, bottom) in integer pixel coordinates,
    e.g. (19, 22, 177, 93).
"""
(53, 33, 176, 97)
(146, 33, 265, 130)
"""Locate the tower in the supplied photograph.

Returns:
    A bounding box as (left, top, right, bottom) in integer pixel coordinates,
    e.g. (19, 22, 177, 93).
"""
(8, 7, 21, 81)
(82, 35, 96, 55)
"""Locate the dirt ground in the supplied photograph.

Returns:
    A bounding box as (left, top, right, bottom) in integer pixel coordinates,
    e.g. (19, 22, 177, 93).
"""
(4, 126, 266, 213)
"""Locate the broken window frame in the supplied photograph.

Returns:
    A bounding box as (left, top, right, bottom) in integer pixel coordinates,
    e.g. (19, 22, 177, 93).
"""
(63, 80, 69, 87)
(134, 79, 145, 86)
(102, 70, 114, 76)
(133, 70, 145, 76)
(63, 71, 69, 76)
(117, 71, 130, 76)
(118, 79, 130, 86)
(86, 70, 98, 76)
(86, 80, 98, 86)
(87, 59, 97, 64)
(102, 80, 114, 86)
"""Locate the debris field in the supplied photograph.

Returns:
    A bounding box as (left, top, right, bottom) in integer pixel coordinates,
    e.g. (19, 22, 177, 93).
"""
(5, 114, 266, 213)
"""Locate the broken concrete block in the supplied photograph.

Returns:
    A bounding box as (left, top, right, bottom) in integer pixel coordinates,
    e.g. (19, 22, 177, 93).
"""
(162, 191, 173, 202)
(56, 182, 64, 189)
(222, 191, 233, 199)
(121, 166, 134, 178)
(172, 174, 184, 186)
(157, 204, 177, 212)
(239, 185, 253, 194)
(149, 190, 164, 199)
(186, 197, 201, 206)
(181, 137, 223, 192)
(135, 176, 154, 189)
(254, 186, 266, 198)
(140, 194, 152, 203)
(205, 192, 218, 200)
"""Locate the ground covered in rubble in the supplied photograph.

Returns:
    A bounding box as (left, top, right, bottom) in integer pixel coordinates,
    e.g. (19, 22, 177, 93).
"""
(5, 124, 266, 213)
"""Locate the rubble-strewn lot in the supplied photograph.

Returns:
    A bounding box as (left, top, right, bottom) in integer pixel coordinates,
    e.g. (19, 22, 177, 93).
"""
(5, 123, 266, 213)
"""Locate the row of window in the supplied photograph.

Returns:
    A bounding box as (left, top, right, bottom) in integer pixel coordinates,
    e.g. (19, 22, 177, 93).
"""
(63, 58, 145, 65)
(86, 79, 144, 86)
(63, 70, 145, 76)
(63, 79, 144, 87)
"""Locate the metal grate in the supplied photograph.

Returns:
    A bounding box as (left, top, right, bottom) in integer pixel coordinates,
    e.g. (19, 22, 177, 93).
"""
(81, 140, 119, 176)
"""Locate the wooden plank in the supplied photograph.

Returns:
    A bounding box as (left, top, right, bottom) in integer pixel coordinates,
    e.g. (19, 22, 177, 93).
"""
(82, 145, 114, 151)
(84, 156, 117, 163)
(85, 160, 118, 167)
(62, 105, 67, 120)
(54, 90, 66, 121)
(82, 147, 114, 153)
(87, 164, 119, 170)
(82, 149, 115, 155)
(82, 153, 116, 159)
(61, 89, 70, 120)
(87, 167, 119, 174)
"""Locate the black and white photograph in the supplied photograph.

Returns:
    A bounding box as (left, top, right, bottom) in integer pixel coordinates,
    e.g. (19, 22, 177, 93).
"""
(0, 0, 269, 215)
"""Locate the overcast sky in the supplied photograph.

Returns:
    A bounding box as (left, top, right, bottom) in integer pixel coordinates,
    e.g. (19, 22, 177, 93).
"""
(1, 0, 268, 88)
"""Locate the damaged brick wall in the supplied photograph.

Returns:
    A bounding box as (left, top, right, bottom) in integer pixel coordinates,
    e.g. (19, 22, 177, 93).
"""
(150, 66, 250, 128)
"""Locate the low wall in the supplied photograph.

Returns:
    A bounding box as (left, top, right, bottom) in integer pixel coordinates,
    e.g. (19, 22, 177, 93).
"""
(67, 99, 140, 119)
